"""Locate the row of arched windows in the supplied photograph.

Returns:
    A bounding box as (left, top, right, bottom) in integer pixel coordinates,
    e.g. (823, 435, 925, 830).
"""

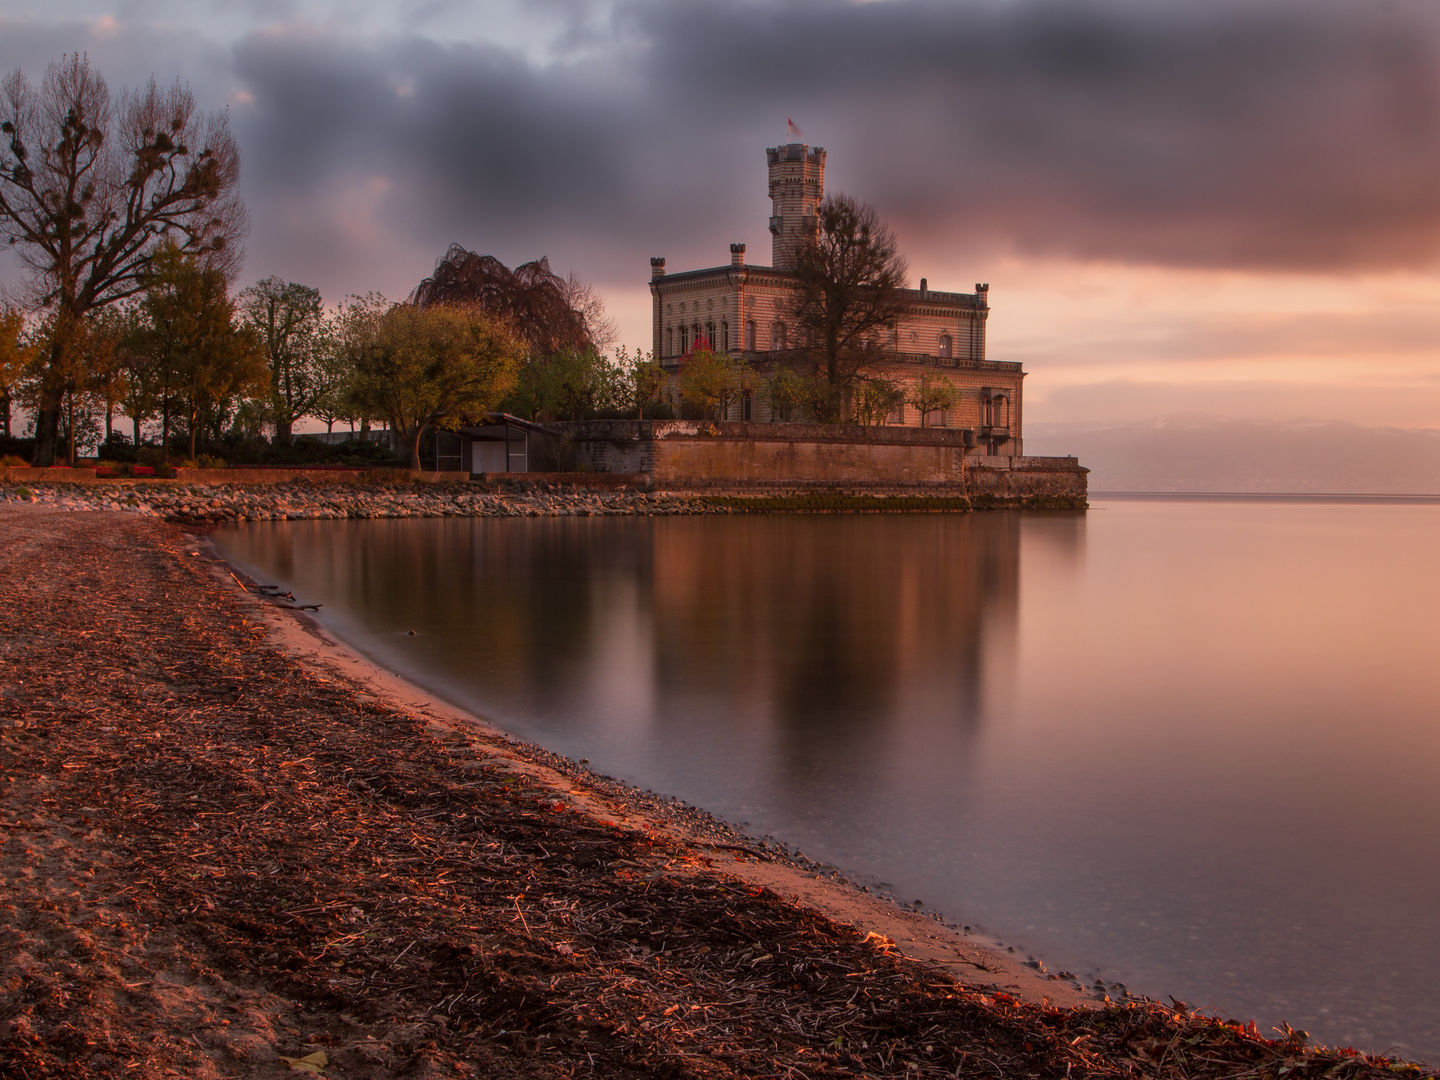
(663, 315, 957, 360)
(666, 318, 790, 356)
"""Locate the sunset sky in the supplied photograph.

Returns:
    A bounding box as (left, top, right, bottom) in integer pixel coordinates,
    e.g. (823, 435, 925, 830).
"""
(3, 0, 1439, 429)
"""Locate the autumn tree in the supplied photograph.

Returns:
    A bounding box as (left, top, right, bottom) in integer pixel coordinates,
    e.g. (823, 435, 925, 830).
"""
(680, 345, 756, 421)
(788, 194, 908, 421)
(239, 278, 328, 445)
(763, 367, 811, 423)
(131, 244, 264, 461)
(308, 333, 361, 437)
(905, 371, 959, 428)
(853, 376, 905, 427)
(611, 346, 665, 420)
(347, 301, 524, 470)
(0, 304, 34, 439)
(0, 55, 246, 465)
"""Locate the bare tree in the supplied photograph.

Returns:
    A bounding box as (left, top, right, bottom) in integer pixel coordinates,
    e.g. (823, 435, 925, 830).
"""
(788, 194, 908, 422)
(0, 54, 247, 464)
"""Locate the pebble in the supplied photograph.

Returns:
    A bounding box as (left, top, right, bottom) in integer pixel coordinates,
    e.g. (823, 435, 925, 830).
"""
(0, 481, 732, 524)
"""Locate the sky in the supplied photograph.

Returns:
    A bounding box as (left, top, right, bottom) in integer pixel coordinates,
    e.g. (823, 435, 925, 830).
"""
(2, 0, 1440, 428)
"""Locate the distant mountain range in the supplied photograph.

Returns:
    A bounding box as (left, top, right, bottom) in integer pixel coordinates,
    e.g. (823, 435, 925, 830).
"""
(1023, 416, 1440, 494)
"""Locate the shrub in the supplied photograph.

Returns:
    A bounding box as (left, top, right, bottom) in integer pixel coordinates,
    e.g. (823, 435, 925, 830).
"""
(0, 454, 28, 467)
(14, 486, 32, 499)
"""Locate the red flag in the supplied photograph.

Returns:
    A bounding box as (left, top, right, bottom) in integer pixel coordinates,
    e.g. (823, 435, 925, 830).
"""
(787, 117, 802, 140)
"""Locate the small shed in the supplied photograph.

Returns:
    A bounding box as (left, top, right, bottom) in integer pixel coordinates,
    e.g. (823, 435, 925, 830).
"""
(458, 414, 559, 474)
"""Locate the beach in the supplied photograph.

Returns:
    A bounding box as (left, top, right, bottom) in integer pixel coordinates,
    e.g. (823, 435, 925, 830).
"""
(0, 505, 1420, 1078)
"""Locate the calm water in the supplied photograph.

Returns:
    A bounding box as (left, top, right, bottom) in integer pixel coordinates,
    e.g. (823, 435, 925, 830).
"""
(214, 499, 1440, 1060)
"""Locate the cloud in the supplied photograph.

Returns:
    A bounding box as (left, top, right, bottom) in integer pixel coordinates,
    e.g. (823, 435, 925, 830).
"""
(626, 0, 1440, 272)
(8, 0, 1440, 304)
(214, 0, 1440, 304)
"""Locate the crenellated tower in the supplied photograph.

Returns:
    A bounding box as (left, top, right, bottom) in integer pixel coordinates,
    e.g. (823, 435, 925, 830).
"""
(767, 143, 825, 270)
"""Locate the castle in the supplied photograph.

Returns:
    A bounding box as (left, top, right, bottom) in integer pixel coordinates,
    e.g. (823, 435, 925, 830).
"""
(649, 143, 1025, 455)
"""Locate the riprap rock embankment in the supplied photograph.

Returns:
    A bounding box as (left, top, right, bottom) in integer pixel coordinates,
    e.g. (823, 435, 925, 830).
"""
(0, 481, 725, 525)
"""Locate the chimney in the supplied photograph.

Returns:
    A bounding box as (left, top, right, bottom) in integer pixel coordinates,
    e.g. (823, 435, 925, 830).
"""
(730, 243, 746, 268)
(650, 257, 666, 279)
(920, 277, 927, 295)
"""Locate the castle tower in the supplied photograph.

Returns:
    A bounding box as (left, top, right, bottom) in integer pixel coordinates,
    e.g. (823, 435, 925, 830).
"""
(767, 143, 825, 270)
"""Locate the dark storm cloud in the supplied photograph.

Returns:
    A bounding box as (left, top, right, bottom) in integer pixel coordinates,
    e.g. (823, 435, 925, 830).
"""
(218, 0, 1440, 284)
(637, 0, 1440, 272)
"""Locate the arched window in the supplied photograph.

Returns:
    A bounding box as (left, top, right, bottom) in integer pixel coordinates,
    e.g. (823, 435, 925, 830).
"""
(721, 321, 729, 352)
(706, 321, 715, 350)
(667, 327, 674, 356)
(773, 322, 787, 350)
(985, 394, 1009, 427)
(744, 320, 756, 351)
(693, 323, 704, 350)
(679, 325, 689, 355)
(938, 334, 952, 359)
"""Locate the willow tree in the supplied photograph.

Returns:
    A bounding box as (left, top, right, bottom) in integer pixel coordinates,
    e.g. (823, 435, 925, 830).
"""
(410, 247, 613, 356)
(347, 301, 524, 471)
(0, 55, 246, 464)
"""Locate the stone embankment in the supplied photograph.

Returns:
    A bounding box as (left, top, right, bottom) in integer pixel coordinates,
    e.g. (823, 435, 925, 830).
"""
(0, 481, 725, 524)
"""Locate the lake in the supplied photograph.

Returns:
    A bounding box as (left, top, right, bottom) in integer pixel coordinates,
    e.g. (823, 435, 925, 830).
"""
(214, 496, 1440, 1060)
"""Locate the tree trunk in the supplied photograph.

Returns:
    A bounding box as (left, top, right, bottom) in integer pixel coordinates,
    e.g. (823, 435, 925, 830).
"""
(65, 390, 76, 466)
(33, 405, 61, 467)
(188, 403, 199, 460)
(408, 427, 423, 471)
(275, 418, 293, 446)
(325, 418, 334, 435)
(160, 401, 171, 465)
(133, 414, 142, 449)
(1, 392, 10, 438)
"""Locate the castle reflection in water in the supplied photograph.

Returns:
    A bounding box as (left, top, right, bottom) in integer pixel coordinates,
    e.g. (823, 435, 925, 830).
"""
(230, 515, 1082, 766)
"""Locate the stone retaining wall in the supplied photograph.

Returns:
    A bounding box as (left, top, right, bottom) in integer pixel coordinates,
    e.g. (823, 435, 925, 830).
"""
(553, 421, 1087, 505)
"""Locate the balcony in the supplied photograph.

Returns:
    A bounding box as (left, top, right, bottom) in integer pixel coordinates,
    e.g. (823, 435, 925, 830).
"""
(980, 425, 1011, 439)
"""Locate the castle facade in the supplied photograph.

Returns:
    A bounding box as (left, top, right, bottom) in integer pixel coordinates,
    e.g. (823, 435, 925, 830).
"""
(649, 143, 1025, 455)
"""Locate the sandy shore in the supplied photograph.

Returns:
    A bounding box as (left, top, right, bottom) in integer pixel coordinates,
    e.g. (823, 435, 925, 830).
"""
(0, 507, 1421, 1078)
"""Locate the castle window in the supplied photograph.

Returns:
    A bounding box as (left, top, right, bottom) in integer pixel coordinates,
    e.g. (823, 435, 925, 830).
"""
(938, 334, 952, 359)
(679, 325, 689, 354)
(745, 320, 756, 351)
(721, 321, 729, 351)
(773, 321, 787, 350)
(667, 327, 674, 356)
(706, 321, 715, 349)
